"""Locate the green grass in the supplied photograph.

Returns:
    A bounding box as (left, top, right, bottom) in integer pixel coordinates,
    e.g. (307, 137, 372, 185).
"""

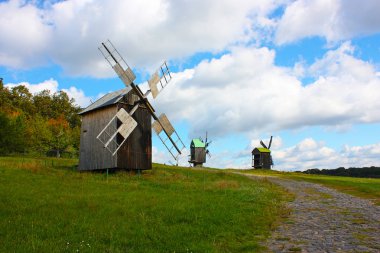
(285, 173, 380, 205)
(0, 157, 289, 252)
(238, 169, 380, 205)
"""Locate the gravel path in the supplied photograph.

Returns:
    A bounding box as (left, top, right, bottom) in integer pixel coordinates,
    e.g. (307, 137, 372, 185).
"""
(245, 175, 380, 252)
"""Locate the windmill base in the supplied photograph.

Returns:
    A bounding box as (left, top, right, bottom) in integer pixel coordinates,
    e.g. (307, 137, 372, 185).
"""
(78, 100, 152, 171)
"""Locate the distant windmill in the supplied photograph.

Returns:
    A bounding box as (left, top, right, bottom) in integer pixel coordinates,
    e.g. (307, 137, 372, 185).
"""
(252, 136, 273, 169)
(189, 132, 212, 167)
(78, 40, 185, 171)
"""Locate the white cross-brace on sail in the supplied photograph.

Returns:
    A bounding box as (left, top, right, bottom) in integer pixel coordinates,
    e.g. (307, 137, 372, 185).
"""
(97, 108, 137, 156)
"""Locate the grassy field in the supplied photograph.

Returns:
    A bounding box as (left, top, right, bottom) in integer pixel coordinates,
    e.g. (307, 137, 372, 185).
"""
(0, 157, 290, 253)
(238, 169, 380, 205)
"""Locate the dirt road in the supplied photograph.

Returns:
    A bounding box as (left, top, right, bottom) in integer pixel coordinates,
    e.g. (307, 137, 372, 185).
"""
(244, 175, 380, 252)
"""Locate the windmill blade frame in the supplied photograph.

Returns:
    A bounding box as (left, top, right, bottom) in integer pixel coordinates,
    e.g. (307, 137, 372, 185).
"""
(99, 40, 136, 87)
(268, 136, 273, 149)
(152, 114, 185, 159)
(148, 61, 172, 99)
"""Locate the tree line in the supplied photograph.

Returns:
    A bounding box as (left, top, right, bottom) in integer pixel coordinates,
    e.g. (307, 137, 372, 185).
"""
(0, 78, 81, 157)
(302, 166, 380, 178)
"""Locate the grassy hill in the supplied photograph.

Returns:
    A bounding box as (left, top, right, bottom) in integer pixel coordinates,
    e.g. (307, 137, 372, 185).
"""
(0, 157, 290, 253)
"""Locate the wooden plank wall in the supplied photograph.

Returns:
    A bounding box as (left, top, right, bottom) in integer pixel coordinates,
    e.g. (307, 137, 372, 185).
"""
(262, 153, 272, 169)
(194, 148, 206, 163)
(253, 154, 260, 168)
(190, 147, 195, 161)
(253, 153, 271, 169)
(78, 106, 118, 170)
(117, 103, 152, 170)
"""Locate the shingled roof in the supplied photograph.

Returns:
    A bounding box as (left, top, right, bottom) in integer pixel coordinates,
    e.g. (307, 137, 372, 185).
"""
(79, 87, 132, 115)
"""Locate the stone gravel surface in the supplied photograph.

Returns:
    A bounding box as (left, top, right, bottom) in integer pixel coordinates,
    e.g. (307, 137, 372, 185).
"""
(245, 175, 380, 253)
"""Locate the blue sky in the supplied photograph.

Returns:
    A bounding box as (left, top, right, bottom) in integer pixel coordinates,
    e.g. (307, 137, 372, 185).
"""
(1, 0, 380, 170)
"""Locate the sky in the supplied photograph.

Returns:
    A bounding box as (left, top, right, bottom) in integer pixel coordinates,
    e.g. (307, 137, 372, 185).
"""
(1, 0, 380, 171)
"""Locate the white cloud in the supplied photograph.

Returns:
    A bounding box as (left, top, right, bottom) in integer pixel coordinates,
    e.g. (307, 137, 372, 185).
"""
(273, 138, 380, 171)
(2, 0, 380, 73)
(152, 146, 172, 165)
(250, 136, 283, 150)
(0, 0, 282, 75)
(204, 136, 380, 170)
(275, 0, 380, 44)
(5, 79, 93, 107)
(208, 150, 249, 169)
(5, 78, 59, 93)
(0, 0, 52, 68)
(151, 43, 380, 137)
(61, 86, 92, 107)
(152, 145, 190, 167)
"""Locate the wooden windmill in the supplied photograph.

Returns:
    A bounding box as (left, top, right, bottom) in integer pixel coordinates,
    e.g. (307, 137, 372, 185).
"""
(78, 40, 185, 171)
(188, 132, 212, 167)
(252, 136, 273, 169)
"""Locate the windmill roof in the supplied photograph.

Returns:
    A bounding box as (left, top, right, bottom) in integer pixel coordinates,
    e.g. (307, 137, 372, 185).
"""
(79, 87, 132, 115)
(252, 147, 271, 153)
(191, 138, 206, 148)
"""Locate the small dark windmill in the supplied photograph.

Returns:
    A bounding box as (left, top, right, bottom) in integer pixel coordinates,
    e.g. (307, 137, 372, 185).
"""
(189, 132, 212, 167)
(252, 136, 273, 169)
(78, 40, 185, 171)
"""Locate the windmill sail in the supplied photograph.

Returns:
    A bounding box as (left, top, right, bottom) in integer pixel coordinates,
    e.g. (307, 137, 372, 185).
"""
(152, 114, 185, 159)
(260, 140, 268, 149)
(268, 136, 273, 149)
(148, 61, 172, 98)
(99, 40, 136, 87)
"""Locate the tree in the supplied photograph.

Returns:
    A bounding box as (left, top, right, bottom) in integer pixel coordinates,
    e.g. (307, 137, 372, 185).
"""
(52, 91, 81, 128)
(10, 85, 36, 115)
(33, 90, 54, 119)
(70, 125, 81, 151)
(0, 82, 14, 115)
(0, 112, 11, 154)
(0, 112, 27, 155)
(0, 83, 82, 157)
(25, 115, 52, 156)
(47, 115, 71, 157)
